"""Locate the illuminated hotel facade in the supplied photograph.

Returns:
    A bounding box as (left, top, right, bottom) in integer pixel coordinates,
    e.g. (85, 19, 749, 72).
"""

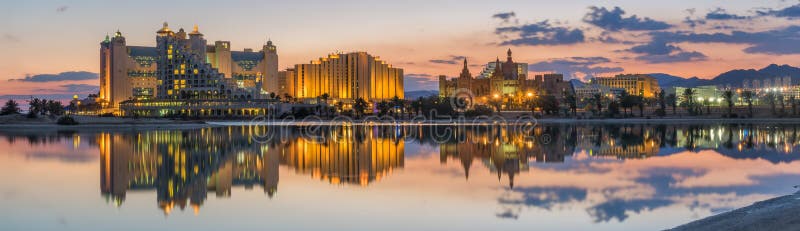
(101, 23, 404, 116)
(438, 49, 573, 102)
(589, 74, 660, 98)
(100, 22, 279, 115)
(285, 52, 404, 103)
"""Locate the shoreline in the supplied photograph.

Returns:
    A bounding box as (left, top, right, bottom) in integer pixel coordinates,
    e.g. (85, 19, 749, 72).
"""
(669, 191, 800, 231)
(1, 117, 800, 129)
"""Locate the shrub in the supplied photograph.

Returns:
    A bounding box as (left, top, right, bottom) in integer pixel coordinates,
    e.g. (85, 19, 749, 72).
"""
(0, 99, 20, 115)
(293, 108, 313, 119)
(464, 105, 494, 117)
(654, 108, 666, 117)
(56, 116, 79, 125)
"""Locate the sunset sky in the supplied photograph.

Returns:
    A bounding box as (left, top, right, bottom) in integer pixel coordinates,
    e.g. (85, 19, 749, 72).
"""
(3, 0, 800, 98)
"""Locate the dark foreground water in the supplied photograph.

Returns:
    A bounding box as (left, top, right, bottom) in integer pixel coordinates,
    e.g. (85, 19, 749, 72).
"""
(1, 123, 799, 231)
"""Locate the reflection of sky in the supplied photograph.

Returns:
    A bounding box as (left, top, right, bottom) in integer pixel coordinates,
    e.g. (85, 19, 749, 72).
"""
(0, 130, 799, 231)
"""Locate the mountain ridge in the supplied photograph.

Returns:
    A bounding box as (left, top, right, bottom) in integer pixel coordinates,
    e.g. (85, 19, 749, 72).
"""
(649, 64, 800, 88)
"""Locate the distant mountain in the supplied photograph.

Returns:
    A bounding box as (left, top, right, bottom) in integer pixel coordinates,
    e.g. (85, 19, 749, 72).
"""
(708, 64, 800, 87)
(649, 64, 800, 88)
(405, 90, 438, 99)
(648, 73, 710, 88)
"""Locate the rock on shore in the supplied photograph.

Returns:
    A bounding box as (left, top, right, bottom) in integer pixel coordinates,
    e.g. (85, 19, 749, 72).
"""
(668, 191, 800, 231)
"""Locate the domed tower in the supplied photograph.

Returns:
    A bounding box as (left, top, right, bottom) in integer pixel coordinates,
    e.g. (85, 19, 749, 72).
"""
(156, 22, 173, 37)
(188, 25, 207, 58)
(99, 30, 131, 111)
(502, 48, 517, 80)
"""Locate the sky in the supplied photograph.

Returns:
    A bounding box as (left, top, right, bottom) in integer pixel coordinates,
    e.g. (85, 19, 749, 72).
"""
(2, 0, 800, 98)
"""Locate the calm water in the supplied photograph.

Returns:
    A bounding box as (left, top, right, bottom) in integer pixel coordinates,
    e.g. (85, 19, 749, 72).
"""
(1, 124, 799, 230)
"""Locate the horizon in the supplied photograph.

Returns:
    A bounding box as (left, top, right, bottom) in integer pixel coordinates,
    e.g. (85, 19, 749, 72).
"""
(3, 0, 800, 98)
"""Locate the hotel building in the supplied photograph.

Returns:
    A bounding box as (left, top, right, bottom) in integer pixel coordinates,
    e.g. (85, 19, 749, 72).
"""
(589, 74, 660, 98)
(439, 49, 573, 102)
(100, 22, 279, 114)
(102, 23, 403, 116)
(284, 52, 404, 103)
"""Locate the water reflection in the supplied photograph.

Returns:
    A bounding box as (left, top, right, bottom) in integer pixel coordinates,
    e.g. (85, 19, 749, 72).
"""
(97, 127, 405, 215)
(1, 123, 799, 228)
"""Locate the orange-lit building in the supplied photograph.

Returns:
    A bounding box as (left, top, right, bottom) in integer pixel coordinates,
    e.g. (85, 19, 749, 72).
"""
(285, 52, 404, 103)
(589, 74, 660, 98)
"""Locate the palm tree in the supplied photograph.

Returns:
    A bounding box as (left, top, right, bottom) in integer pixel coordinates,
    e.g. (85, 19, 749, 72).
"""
(637, 96, 645, 117)
(593, 93, 603, 116)
(742, 90, 754, 117)
(0, 99, 20, 115)
(411, 97, 423, 116)
(666, 93, 677, 115)
(764, 92, 776, 116)
(565, 94, 577, 117)
(283, 93, 293, 103)
(335, 101, 344, 115)
(391, 96, 404, 119)
(657, 90, 666, 116)
(723, 90, 734, 117)
(317, 93, 330, 117)
(353, 97, 368, 119)
(682, 88, 695, 115)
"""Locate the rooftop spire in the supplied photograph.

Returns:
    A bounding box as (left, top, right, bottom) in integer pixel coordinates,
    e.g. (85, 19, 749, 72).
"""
(189, 24, 203, 36)
(459, 58, 470, 78)
(506, 48, 513, 62)
(157, 22, 172, 35)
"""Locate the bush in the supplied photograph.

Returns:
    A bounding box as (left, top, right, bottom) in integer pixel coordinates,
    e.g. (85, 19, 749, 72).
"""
(26, 111, 38, 119)
(56, 116, 79, 125)
(654, 108, 666, 117)
(464, 105, 494, 117)
(292, 108, 313, 119)
(0, 99, 20, 115)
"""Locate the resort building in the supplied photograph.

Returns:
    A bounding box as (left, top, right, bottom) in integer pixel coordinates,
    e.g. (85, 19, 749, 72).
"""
(589, 74, 660, 98)
(100, 23, 279, 113)
(284, 52, 404, 103)
(573, 84, 618, 106)
(438, 49, 573, 102)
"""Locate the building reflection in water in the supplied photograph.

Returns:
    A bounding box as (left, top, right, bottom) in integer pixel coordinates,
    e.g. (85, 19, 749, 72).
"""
(98, 126, 404, 215)
(87, 123, 800, 216)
